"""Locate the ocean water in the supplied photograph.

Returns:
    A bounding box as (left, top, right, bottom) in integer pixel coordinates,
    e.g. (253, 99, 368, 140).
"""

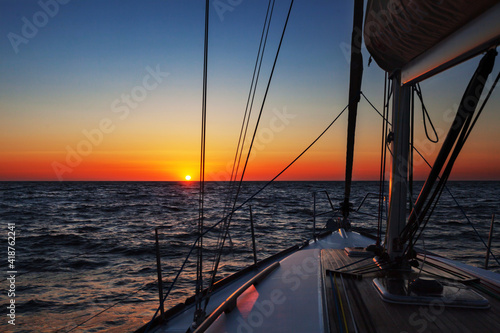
(1, 181, 499, 332)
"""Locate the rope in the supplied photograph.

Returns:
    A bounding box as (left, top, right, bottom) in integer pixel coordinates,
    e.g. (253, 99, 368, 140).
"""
(413, 83, 439, 143)
(207, 102, 347, 297)
(422, 260, 469, 280)
(330, 272, 344, 333)
(145, 230, 203, 332)
(346, 277, 377, 333)
(445, 186, 500, 267)
(331, 255, 373, 272)
(401, 49, 497, 253)
(334, 273, 349, 333)
(340, 274, 358, 333)
(361, 91, 391, 126)
(406, 56, 498, 256)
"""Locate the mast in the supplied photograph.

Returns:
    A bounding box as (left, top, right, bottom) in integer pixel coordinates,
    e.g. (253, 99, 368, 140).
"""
(364, 1, 500, 262)
(386, 71, 411, 260)
(382, 3, 500, 261)
(343, 0, 364, 222)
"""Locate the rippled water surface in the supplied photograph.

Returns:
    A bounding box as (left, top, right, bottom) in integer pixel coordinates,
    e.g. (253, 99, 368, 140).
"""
(1, 181, 499, 332)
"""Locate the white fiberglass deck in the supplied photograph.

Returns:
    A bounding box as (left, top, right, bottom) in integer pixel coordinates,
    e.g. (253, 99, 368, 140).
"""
(147, 229, 500, 333)
(151, 230, 374, 333)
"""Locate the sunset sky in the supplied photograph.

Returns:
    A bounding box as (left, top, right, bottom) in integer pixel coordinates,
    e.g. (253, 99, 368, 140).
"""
(1, 0, 499, 181)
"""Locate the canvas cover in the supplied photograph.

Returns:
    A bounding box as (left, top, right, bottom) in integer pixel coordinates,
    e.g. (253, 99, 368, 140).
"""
(364, 0, 498, 72)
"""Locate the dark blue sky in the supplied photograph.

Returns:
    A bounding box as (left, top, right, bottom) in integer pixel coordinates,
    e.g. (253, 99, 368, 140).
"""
(1, 1, 499, 180)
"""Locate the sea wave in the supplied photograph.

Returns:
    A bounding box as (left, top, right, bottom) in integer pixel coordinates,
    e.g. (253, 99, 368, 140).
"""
(1, 180, 498, 332)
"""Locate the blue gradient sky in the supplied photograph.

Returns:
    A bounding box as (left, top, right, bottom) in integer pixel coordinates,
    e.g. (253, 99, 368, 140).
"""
(1, 0, 499, 181)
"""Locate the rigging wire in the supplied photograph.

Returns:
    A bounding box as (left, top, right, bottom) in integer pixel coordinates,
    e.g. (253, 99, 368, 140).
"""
(406, 68, 500, 264)
(144, 103, 349, 331)
(361, 84, 500, 267)
(409, 83, 415, 212)
(232, 0, 295, 198)
(194, 0, 210, 323)
(407, 68, 496, 253)
(407, 133, 500, 267)
(204, 0, 295, 309)
(416, 235, 427, 279)
(401, 52, 492, 247)
(232, 0, 296, 200)
(463, 70, 500, 146)
(226, 0, 276, 188)
(361, 85, 393, 246)
(210, 0, 276, 293)
(375, 74, 390, 246)
(401, 50, 498, 257)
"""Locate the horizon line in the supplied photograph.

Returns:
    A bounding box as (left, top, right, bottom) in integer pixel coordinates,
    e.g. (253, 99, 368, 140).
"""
(2, 179, 499, 182)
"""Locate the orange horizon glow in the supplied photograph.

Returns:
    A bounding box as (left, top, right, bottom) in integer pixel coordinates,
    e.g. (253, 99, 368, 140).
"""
(2, 146, 500, 182)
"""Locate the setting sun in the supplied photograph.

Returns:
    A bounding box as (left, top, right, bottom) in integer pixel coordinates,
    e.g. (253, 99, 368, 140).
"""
(185, 175, 192, 181)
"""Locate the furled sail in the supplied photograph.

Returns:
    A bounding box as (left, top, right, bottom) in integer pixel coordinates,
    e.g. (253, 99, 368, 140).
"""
(364, 0, 498, 72)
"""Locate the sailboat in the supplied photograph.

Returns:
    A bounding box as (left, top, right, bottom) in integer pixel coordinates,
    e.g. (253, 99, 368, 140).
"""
(136, 0, 500, 332)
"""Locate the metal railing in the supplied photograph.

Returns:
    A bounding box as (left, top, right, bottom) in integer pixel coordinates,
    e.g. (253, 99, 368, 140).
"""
(485, 214, 496, 270)
(153, 189, 389, 327)
(312, 190, 387, 240)
(312, 190, 341, 239)
(153, 208, 259, 323)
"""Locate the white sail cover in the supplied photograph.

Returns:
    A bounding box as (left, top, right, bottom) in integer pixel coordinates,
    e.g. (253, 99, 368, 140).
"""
(364, 0, 498, 72)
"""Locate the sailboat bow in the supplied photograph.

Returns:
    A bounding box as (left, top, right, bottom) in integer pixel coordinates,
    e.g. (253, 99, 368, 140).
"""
(138, 1, 500, 332)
